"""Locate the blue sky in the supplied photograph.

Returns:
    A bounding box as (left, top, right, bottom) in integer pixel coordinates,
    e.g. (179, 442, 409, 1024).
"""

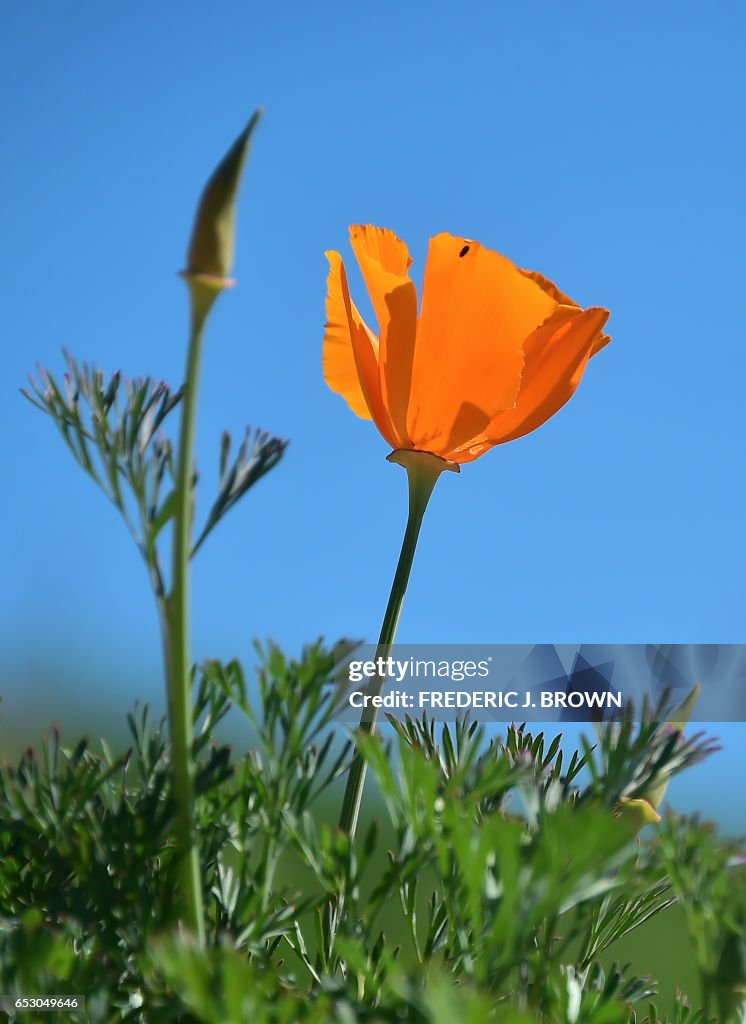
(1, 2, 744, 825)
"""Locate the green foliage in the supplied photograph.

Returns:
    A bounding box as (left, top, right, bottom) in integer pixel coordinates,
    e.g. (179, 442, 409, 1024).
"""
(1, 651, 742, 1021)
(22, 352, 181, 591)
(21, 351, 286, 595)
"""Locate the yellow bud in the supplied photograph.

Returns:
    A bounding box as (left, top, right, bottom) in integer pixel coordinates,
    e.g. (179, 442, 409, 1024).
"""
(184, 109, 262, 287)
(617, 796, 662, 834)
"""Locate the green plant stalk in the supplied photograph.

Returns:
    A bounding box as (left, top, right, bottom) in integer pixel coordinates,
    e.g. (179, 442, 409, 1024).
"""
(337, 450, 457, 840)
(165, 278, 219, 945)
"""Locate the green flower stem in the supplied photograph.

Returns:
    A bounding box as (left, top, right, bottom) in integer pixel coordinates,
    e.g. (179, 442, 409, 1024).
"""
(337, 449, 459, 840)
(165, 276, 222, 945)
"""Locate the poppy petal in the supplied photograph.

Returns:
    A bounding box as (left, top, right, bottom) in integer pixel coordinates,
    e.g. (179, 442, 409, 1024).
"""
(521, 267, 611, 357)
(349, 225, 418, 447)
(452, 305, 610, 461)
(323, 251, 399, 445)
(519, 268, 579, 308)
(407, 234, 557, 454)
(323, 251, 376, 419)
(591, 330, 612, 356)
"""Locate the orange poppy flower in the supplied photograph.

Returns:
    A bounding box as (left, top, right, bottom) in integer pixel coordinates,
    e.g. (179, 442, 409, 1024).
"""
(323, 226, 610, 464)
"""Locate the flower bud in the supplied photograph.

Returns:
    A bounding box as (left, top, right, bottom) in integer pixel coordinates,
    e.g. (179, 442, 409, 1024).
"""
(184, 109, 262, 285)
(617, 796, 662, 834)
